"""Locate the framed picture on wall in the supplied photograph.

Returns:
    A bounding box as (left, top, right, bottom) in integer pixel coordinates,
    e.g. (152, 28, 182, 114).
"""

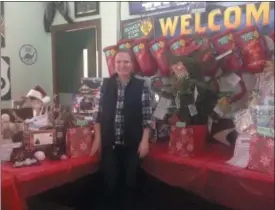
(74, 2, 100, 18)
(1, 1, 5, 48)
(1, 56, 11, 101)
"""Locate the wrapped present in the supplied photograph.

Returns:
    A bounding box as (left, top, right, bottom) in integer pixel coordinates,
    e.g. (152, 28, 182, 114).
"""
(248, 135, 274, 175)
(168, 124, 207, 157)
(66, 127, 93, 157)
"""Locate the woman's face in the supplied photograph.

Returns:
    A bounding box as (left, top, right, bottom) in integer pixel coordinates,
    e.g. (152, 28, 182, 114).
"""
(115, 52, 133, 77)
(171, 61, 186, 72)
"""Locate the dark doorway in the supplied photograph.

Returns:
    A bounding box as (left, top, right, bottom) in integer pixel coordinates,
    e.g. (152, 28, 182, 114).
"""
(51, 19, 101, 105)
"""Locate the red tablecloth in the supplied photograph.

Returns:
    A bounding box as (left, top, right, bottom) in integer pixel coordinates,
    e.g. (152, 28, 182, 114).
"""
(1, 171, 27, 210)
(142, 142, 274, 210)
(1, 155, 99, 210)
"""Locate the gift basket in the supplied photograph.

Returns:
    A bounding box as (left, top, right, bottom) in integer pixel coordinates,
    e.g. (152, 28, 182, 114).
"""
(1, 85, 96, 168)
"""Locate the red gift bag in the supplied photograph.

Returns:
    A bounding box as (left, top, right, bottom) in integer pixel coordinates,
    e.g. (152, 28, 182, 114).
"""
(234, 26, 268, 73)
(132, 37, 157, 76)
(211, 30, 243, 72)
(117, 39, 140, 72)
(188, 35, 219, 77)
(168, 125, 207, 157)
(168, 35, 196, 56)
(103, 45, 117, 76)
(149, 36, 170, 76)
(248, 135, 274, 175)
(66, 127, 93, 158)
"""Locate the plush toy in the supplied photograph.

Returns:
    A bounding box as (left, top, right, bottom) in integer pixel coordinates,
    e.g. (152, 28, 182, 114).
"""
(1, 114, 18, 139)
(25, 85, 51, 117)
(34, 150, 46, 161)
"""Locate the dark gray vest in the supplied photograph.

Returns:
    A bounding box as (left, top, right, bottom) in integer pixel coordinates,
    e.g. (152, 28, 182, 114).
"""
(99, 75, 144, 148)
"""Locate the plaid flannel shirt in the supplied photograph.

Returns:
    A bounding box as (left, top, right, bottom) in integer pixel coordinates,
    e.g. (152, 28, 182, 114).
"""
(93, 78, 152, 141)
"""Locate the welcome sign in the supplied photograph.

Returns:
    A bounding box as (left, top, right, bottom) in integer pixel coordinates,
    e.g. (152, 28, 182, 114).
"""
(122, 2, 274, 40)
(154, 2, 274, 38)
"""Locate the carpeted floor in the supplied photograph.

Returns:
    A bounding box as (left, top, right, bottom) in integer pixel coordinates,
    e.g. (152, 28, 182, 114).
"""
(27, 169, 231, 210)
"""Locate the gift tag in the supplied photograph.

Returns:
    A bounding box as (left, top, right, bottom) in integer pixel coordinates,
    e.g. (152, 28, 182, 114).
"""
(153, 97, 172, 120)
(225, 72, 241, 87)
(188, 104, 198, 116)
(194, 86, 198, 102)
(219, 73, 241, 92)
(215, 49, 233, 60)
(176, 121, 186, 128)
(175, 92, 180, 109)
(76, 119, 88, 127)
(33, 132, 54, 146)
(256, 106, 274, 138)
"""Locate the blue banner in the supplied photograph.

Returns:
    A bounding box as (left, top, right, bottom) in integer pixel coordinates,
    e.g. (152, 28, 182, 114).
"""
(129, 2, 206, 16)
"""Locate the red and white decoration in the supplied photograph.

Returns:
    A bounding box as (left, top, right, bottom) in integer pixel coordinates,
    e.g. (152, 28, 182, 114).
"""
(26, 85, 51, 105)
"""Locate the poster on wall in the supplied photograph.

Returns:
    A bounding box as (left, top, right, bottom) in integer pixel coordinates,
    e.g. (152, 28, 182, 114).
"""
(19, 44, 38, 65)
(1, 1, 5, 48)
(1, 57, 11, 101)
(121, 17, 154, 39)
(153, 2, 274, 39)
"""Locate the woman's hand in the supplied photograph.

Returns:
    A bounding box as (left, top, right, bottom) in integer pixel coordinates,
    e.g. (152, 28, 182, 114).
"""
(138, 138, 150, 158)
(90, 135, 101, 156)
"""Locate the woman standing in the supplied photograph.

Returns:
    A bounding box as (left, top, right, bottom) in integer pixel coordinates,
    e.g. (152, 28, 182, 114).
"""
(91, 49, 152, 210)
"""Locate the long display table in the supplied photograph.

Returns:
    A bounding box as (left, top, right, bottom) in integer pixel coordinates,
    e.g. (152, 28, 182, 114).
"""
(1, 156, 99, 210)
(142, 142, 274, 210)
